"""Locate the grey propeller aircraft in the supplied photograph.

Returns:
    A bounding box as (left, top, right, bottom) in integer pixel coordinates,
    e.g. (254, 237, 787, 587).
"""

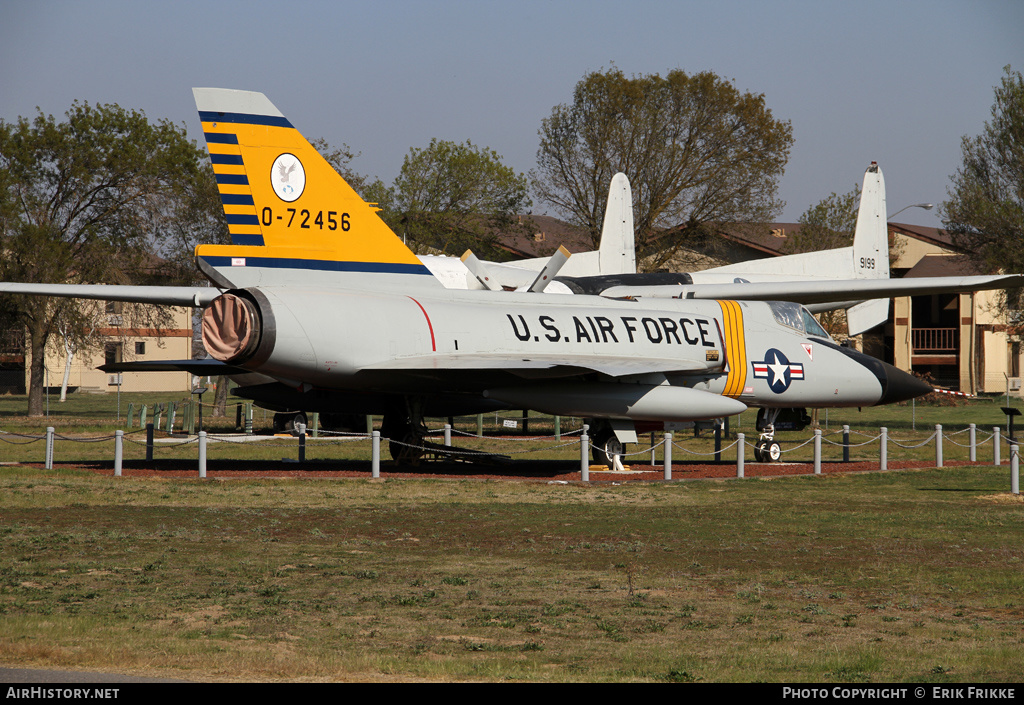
(2, 89, 1018, 465)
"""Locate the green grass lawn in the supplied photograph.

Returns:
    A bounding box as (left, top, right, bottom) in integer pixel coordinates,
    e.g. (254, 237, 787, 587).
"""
(1, 390, 1022, 683)
(0, 464, 1021, 682)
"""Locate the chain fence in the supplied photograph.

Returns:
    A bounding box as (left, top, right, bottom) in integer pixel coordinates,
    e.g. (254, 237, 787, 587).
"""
(1, 417, 1020, 495)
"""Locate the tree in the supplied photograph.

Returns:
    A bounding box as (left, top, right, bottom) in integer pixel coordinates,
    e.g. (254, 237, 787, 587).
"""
(786, 186, 860, 255)
(148, 160, 229, 285)
(533, 67, 793, 270)
(0, 101, 213, 416)
(146, 156, 232, 417)
(379, 138, 532, 260)
(785, 187, 862, 337)
(943, 66, 1024, 308)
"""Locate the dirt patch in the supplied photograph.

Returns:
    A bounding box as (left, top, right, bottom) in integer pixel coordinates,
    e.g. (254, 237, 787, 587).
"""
(977, 492, 1024, 504)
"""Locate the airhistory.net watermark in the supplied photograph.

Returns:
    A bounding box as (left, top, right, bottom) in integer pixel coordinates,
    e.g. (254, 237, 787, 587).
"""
(6, 689, 119, 700)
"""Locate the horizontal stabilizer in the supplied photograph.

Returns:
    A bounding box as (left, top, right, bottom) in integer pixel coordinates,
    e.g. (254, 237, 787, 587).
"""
(694, 162, 889, 282)
(99, 359, 249, 376)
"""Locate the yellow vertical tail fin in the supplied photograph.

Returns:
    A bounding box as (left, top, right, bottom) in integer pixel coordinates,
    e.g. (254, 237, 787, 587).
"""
(192, 88, 437, 289)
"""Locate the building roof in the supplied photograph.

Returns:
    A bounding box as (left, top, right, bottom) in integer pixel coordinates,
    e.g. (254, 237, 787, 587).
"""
(888, 223, 962, 252)
(494, 215, 593, 259)
(491, 215, 965, 266)
(715, 223, 803, 256)
(904, 253, 984, 278)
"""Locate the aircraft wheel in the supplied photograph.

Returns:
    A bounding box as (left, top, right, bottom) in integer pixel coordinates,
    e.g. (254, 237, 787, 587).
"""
(273, 411, 307, 433)
(591, 432, 625, 467)
(757, 441, 782, 462)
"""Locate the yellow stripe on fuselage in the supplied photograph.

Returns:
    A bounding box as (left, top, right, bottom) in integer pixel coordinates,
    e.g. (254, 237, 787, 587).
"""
(717, 300, 747, 398)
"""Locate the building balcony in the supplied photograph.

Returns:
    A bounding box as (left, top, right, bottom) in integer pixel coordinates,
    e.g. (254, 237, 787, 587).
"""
(912, 327, 958, 365)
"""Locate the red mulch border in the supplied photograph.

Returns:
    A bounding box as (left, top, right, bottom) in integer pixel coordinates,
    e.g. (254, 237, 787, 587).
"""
(33, 458, 982, 483)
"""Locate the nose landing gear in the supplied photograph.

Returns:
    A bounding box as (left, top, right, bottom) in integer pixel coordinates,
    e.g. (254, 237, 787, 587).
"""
(754, 439, 782, 462)
(754, 408, 782, 463)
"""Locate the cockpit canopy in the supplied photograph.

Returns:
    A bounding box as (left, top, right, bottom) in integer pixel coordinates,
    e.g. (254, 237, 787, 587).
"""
(767, 301, 833, 340)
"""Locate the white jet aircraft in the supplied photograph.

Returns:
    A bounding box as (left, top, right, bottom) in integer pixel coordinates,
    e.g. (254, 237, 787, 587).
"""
(1, 89, 1016, 465)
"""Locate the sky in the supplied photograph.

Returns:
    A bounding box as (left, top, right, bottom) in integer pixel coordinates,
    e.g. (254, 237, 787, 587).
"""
(2, 0, 1022, 229)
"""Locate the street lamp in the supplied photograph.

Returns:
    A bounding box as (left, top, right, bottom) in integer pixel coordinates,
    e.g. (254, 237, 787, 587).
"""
(888, 203, 934, 221)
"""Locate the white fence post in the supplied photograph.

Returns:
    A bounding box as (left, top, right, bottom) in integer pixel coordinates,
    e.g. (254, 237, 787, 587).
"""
(45, 427, 54, 470)
(994, 427, 1001, 466)
(114, 430, 123, 477)
(580, 426, 589, 482)
(736, 432, 745, 478)
(1011, 445, 1019, 495)
(935, 424, 943, 468)
(663, 432, 672, 480)
(969, 423, 976, 462)
(444, 423, 451, 447)
(814, 429, 822, 475)
(198, 431, 207, 479)
(371, 430, 380, 478)
(880, 427, 888, 471)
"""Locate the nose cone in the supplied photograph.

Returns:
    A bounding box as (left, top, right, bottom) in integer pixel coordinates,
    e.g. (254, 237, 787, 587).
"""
(824, 340, 933, 406)
(878, 362, 933, 405)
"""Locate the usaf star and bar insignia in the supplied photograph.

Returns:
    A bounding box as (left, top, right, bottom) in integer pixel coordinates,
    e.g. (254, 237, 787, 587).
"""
(752, 348, 805, 394)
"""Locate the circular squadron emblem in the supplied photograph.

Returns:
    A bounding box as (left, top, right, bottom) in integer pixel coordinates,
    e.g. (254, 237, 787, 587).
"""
(270, 153, 305, 202)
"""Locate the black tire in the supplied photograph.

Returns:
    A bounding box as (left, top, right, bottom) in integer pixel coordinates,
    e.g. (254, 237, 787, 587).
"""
(754, 443, 766, 462)
(765, 441, 782, 462)
(591, 431, 625, 466)
(273, 411, 307, 433)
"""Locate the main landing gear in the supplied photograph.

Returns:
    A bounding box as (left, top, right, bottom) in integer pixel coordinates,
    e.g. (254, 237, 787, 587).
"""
(273, 410, 307, 434)
(380, 408, 430, 464)
(381, 399, 509, 466)
(590, 422, 625, 467)
(754, 408, 782, 463)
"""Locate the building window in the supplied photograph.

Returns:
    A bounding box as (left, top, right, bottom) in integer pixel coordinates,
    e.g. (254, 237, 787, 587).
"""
(104, 343, 122, 367)
(135, 342, 146, 356)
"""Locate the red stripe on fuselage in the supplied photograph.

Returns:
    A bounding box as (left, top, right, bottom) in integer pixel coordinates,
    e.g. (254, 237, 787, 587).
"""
(407, 296, 437, 352)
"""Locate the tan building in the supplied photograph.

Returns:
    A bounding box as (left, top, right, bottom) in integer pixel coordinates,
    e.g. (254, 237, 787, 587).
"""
(21, 303, 194, 395)
(888, 224, 1022, 395)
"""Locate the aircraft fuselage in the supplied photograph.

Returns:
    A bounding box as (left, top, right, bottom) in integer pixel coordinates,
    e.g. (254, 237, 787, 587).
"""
(203, 286, 927, 421)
